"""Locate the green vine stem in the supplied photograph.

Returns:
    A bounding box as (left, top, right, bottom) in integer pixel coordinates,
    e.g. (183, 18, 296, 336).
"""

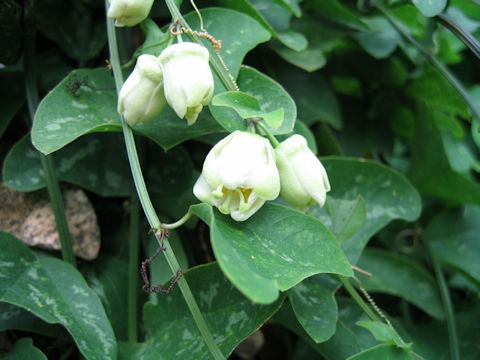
(375, 0, 480, 124)
(435, 13, 480, 61)
(105, 5, 224, 359)
(23, 11, 77, 268)
(127, 194, 140, 342)
(422, 236, 460, 360)
(336, 275, 380, 322)
(337, 275, 425, 360)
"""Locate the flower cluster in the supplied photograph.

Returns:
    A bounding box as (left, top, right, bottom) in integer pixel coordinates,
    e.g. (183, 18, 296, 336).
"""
(194, 131, 331, 221)
(118, 42, 214, 126)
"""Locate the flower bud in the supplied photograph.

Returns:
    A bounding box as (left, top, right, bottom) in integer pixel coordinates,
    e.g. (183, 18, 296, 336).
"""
(107, 0, 154, 27)
(194, 131, 280, 221)
(118, 54, 166, 127)
(158, 42, 214, 125)
(275, 135, 331, 211)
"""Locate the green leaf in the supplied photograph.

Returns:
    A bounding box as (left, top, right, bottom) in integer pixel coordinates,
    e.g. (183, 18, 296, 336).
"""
(275, 298, 377, 359)
(277, 67, 342, 128)
(424, 205, 480, 284)
(356, 249, 444, 319)
(347, 344, 415, 360)
(210, 66, 296, 135)
(272, 0, 302, 17)
(0, 232, 117, 360)
(292, 339, 324, 360)
(31, 0, 106, 63)
(31, 68, 120, 154)
(212, 91, 285, 129)
(272, 42, 326, 72)
(0, 302, 64, 338)
(326, 196, 367, 243)
(0, 1, 23, 65)
(314, 123, 343, 156)
(118, 262, 284, 359)
(400, 308, 480, 360)
(84, 257, 129, 341)
(277, 31, 308, 52)
(212, 91, 261, 117)
(1, 338, 47, 360)
(217, 0, 306, 50)
(308, 0, 368, 30)
(152, 172, 200, 230)
(411, 0, 447, 17)
(354, 17, 400, 59)
(288, 275, 339, 343)
(31, 68, 223, 154)
(442, 131, 480, 175)
(0, 71, 24, 138)
(191, 202, 352, 304)
(145, 143, 194, 195)
(187, 7, 271, 81)
(405, 66, 470, 118)
(356, 321, 412, 350)
(136, 19, 168, 57)
(262, 108, 285, 129)
(271, 17, 348, 72)
(309, 157, 422, 263)
(408, 102, 480, 204)
(3, 133, 134, 196)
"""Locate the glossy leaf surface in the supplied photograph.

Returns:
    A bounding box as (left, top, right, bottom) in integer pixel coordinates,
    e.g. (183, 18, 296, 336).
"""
(118, 263, 284, 360)
(192, 203, 352, 304)
(356, 249, 444, 319)
(0, 232, 117, 360)
(309, 157, 422, 263)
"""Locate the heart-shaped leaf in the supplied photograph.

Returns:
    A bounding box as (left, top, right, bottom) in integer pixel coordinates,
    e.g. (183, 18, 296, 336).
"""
(118, 262, 284, 359)
(356, 249, 444, 319)
(288, 275, 339, 343)
(0, 232, 117, 360)
(309, 157, 422, 263)
(191, 202, 352, 304)
(210, 66, 296, 134)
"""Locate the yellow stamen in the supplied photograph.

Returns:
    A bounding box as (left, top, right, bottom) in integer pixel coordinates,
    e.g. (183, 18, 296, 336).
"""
(239, 188, 252, 202)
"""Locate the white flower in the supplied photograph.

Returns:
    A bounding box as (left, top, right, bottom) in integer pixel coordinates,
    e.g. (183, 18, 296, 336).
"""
(275, 135, 331, 211)
(194, 131, 280, 221)
(107, 0, 154, 27)
(118, 54, 166, 127)
(158, 42, 214, 125)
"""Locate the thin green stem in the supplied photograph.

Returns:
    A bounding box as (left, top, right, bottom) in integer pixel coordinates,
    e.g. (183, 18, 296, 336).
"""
(423, 237, 460, 360)
(255, 122, 280, 147)
(105, 7, 224, 359)
(336, 275, 380, 322)
(127, 194, 140, 342)
(376, 0, 480, 124)
(24, 11, 76, 268)
(338, 275, 425, 360)
(162, 211, 192, 230)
